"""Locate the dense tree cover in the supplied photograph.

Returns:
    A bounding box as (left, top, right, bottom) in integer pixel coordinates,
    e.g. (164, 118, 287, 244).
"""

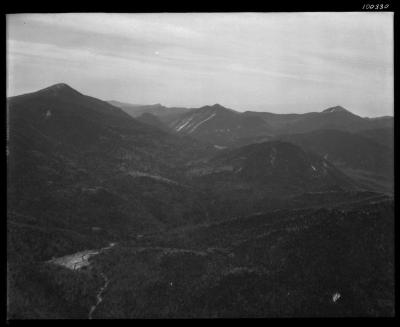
(59, 200, 392, 318)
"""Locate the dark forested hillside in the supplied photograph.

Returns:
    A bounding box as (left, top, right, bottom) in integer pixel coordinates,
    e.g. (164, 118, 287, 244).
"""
(83, 199, 394, 318)
(356, 127, 394, 149)
(7, 84, 217, 256)
(188, 140, 358, 193)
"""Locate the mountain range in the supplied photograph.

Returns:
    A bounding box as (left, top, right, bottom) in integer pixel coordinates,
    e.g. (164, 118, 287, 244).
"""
(8, 83, 394, 318)
(110, 101, 393, 147)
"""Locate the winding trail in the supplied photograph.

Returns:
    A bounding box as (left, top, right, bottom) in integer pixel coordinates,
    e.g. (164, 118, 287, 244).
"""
(88, 272, 110, 319)
(84, 244, 214, 319)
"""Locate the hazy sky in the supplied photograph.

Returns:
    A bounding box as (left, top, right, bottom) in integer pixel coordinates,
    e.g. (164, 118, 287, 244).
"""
(7, 13, 393, 117)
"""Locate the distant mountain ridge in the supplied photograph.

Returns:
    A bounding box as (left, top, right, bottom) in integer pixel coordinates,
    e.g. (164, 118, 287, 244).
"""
(110, 99, 392, 147)
(245, 106, 393, 135)
(108, 100, 190, 122)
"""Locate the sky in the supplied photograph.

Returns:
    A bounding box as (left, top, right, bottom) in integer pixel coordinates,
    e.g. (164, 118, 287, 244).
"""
(7, 13, 393, 117)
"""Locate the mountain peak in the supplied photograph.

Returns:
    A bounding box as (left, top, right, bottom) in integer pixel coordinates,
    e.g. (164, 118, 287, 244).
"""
(200, 103, 237, 113)
(322, 106, 350, 114)
(38, 83, 82, 96)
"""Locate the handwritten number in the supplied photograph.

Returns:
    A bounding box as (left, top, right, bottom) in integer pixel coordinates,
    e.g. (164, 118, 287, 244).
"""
(362, 4, 390, 10)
